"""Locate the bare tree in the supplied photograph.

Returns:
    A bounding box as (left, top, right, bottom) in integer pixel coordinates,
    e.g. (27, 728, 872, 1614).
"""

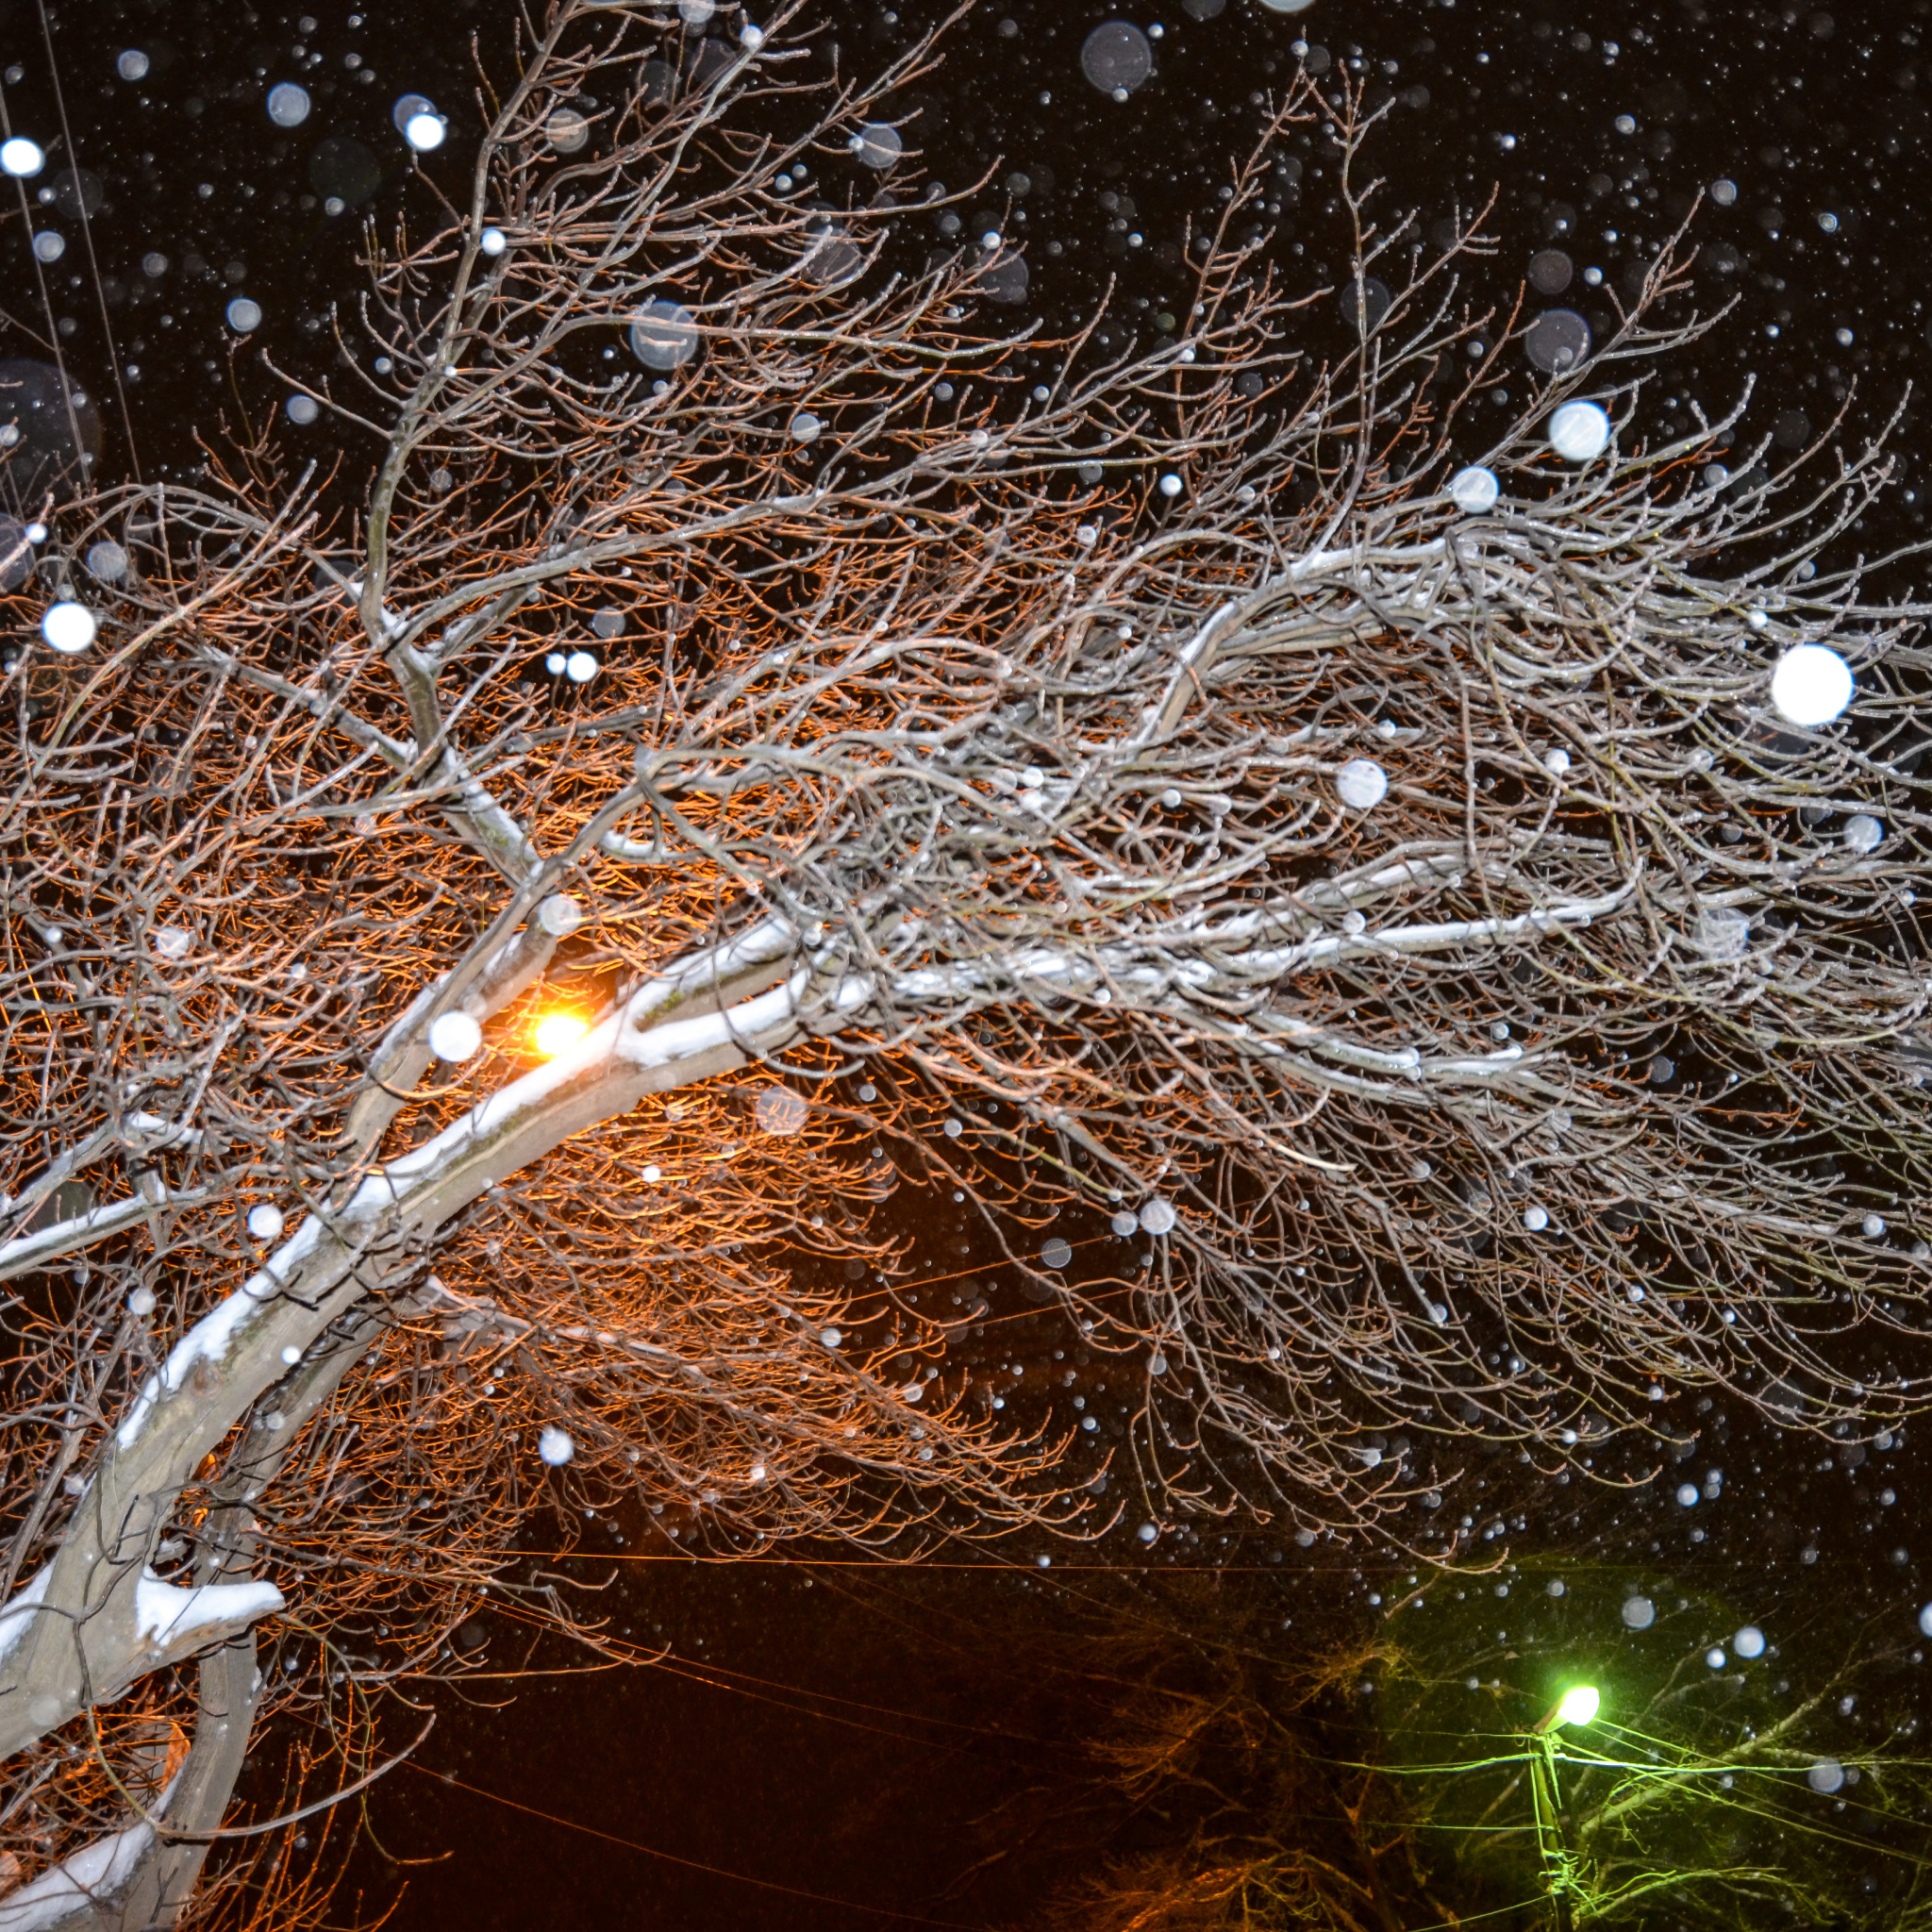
(2, 0, 1930, 1920)
(969, 1562, 1932, 1932)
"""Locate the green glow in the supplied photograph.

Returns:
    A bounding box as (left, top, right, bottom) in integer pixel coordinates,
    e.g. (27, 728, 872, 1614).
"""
(1557, 1684, 1602, 1727)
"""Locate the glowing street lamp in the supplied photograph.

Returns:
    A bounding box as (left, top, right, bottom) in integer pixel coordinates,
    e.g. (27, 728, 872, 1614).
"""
(533, 1012, 590, 1057)
(1534, 1682, 1603, 1734)
(1556, 1685, 1601, 1727)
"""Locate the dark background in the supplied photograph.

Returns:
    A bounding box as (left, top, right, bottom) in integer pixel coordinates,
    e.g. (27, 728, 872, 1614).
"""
(5, 0, 1931, 1924)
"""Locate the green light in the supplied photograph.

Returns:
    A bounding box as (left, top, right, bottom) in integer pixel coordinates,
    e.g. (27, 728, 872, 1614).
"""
(1557, 1684, 1601, 1727)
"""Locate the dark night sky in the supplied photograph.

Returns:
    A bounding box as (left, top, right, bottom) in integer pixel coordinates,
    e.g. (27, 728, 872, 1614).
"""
(5, 0, 1932, 1924)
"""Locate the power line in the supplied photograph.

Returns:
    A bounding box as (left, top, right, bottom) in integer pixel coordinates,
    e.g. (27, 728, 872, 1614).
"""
(401, 1759, 989, 1928)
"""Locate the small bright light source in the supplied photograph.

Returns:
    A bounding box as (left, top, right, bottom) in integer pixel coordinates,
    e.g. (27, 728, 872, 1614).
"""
(404, 110, 446, 152)
(1556, 1684, 1601, 1726)
(1548, 400, 1611, 462)
(1770, 643, 1853, 727)
(41, 602, 97, 654)
(1, 137, 45, 177)
(534, 1012, 590, 1056)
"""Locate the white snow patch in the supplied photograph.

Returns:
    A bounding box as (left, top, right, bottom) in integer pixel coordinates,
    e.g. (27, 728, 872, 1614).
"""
(0, 1567, 51, 1668)
(133, 1570, 284, 1648)
(0, 1824, 155, 1931)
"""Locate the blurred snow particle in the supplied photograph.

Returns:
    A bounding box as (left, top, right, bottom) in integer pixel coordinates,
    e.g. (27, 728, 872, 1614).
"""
(1807, 1758, 1844, 1794)
(1449, 465, 1499, 514)
(1139, 1198, 1177, 1236)
(1334, 758, 1388, 811)
(1524, 308, 1591, 375)
(1041, 1237, 1073, 1270)
(479, 225, 507, 256)
(1733, 1624, 1765, 1658)
(286, 394, 320, 425)
(226, 297, 263, 333)
(1081, 22, 1154, 94)
(1842, 813, 1883, 853)
(267, 82, 311, 127)
(1710, 178, 1738, 206)
(538, 1426, 575, 1466)
(754, 1087, 808, 1136)
(546, 108, 590, 153)
(1137, 1523, 1158, 1542)
(1675, 1482, 1698, 1507)
(429, 1011, 482, 1062)
(1527, 248, 1573, 294)
(1548, 399, 1611, 460)
(564, 649, 598, 683)
(539, 893, 583, 938)
(1620, 1594, 1655, 1629)
(1695, 907, 1751, 960)
(630, 298, 699, 371)
(1340, 275, 1392, 333)
(404, 109, 446, 151)
(247, 1202, 285, 1241)
(117, 49, 151, 81)
(1110, 1210, 1140, 1237)
(86, 541, 128, 582)
(1, 138, 45, 177)
(32, 232, 65, 263)
(790, 411, 823, 442)
(1157, 473, 1183, 497)
(848, 123, 903, 169)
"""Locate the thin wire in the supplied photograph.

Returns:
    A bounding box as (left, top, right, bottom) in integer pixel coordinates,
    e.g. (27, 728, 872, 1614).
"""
(33, 0, 140, 482)
(401, 1759, 989, 1928)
